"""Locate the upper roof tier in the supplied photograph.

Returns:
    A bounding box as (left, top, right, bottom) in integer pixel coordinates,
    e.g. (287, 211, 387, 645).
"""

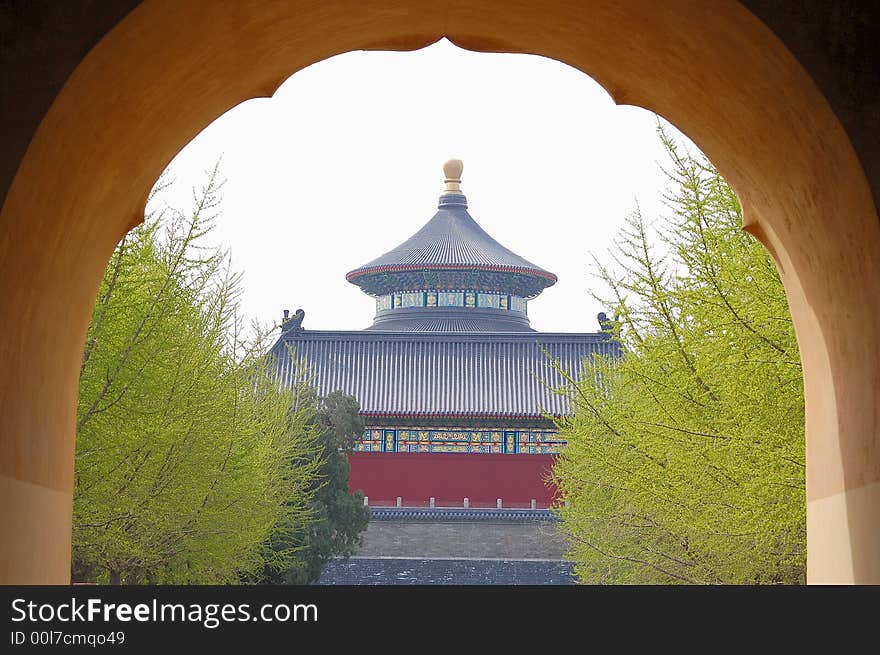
(345, 160, 558, 299)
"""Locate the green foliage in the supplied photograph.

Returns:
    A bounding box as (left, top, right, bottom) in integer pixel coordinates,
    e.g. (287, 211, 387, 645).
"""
(73, 167, 320, 584)
(257, 390, 371, 585)
(553, 125, 806, 584)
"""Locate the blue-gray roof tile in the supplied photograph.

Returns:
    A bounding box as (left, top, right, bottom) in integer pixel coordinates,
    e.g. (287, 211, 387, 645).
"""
(346, 193, 556, 297)
(271, 330, 619, 419)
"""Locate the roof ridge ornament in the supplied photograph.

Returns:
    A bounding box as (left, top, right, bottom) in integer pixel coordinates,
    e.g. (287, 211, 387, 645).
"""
(281, 308, 305, 333)
(443, 159, 464, 194)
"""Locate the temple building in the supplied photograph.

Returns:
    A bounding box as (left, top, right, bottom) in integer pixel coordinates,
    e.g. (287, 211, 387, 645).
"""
(271, 160, 619, 508)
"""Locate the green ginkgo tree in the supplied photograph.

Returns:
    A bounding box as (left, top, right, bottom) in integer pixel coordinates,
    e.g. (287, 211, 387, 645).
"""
(553, 125, 806, 584)
(73, 167, 320, 584)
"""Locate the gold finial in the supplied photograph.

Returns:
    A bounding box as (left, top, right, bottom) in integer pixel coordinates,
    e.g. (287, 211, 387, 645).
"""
(443, 159, 464, 193)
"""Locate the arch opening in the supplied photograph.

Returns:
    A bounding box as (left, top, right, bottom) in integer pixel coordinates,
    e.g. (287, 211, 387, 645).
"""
(1, 0, 878, 584)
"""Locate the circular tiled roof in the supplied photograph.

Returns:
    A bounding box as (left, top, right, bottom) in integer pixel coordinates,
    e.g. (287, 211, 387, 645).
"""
(346, 191, 557, 297)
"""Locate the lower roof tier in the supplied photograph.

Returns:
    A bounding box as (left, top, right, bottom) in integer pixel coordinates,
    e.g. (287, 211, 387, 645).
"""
(271, 329, 621, 419)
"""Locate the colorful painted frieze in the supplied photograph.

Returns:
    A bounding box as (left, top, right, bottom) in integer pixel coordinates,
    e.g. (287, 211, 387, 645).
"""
(352, 426, 564, 454)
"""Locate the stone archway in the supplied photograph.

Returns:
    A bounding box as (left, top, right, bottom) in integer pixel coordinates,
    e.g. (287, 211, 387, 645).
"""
(1, 0, 877, 584)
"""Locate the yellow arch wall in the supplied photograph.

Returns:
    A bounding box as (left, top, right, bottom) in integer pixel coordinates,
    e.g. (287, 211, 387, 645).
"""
(1, 0, 878, 583)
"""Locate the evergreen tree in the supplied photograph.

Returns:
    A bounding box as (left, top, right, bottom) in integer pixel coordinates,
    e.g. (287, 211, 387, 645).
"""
(553, 125, 805, 584)
(258, 390, 371, 585)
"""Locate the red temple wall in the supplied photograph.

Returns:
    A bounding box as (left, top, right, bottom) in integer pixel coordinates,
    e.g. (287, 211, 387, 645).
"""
(347, 452, 559, 508)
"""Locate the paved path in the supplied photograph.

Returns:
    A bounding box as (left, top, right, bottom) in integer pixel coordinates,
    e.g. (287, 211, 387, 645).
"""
(316, 557, 576, 585)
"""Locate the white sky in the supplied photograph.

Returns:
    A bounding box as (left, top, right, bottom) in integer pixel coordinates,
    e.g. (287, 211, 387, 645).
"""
(151, 39, 697, 334)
